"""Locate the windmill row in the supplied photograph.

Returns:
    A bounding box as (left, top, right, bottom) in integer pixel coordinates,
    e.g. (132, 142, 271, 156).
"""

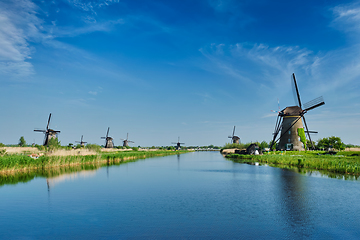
(34, 73, 324, 151)
(33, 115, 184, 149)
(34, 116, 135, 148)
(227, 73, 325, 151)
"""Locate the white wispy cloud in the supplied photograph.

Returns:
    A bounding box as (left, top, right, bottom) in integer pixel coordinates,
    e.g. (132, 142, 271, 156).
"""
(331, 1, 360, 32)
(65, 0, 120, 22)
(50, 18, 124, 38)
(199, 42, 314, 88)
(0, 0, 125, 79)
(66, 0, 120, 12)
(0, 0, 43, 77)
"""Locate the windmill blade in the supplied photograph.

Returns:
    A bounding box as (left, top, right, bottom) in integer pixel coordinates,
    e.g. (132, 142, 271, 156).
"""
(128, 141, 134, 143)
(292, 73, 302, 108)
(127, 133, 129, 141)
(120, 138, 125, 141)
(34, 129, 46, 132)
(303, 96, 325, 111)
(43, 134, 47, 146)
(46, 113, 52, 130)
(232, 126, 236, 137)
(101, 137, 106, 139)
(270, 115, 281, 149)
(81, 135, 83, 142)
(75, 141, 80, 143)
(271, 98, 281, 113)
(305, 131, 318, 134)
(106, 127, 110, 138)
(302, 116, 314, 150)
(171, 142, 177, 144)
(228, 136, 233, 138)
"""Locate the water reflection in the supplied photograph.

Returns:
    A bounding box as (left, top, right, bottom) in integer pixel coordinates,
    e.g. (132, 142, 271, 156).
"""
(0, 159, 138, 188)
(278, 169, 313, 237)
(46, 170, 97, 190)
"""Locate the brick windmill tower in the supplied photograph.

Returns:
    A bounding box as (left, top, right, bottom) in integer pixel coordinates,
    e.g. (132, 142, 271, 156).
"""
(228, 126, 240, 144)
(120, 133, 134, 147)
(172, 137, 185, 150)
(34, 113, 60, 146)
(270, 73, 325, 150)
(75, 135, 87, 147)
(101, 127, 114, 148)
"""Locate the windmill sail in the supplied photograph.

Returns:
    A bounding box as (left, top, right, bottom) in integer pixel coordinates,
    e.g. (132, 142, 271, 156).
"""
(270, 73, 325, 150)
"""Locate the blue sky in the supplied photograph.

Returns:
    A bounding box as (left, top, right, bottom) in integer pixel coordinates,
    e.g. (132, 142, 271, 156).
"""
(1, 0, 360, 147)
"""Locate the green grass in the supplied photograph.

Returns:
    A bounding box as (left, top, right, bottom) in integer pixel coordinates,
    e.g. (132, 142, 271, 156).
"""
(0, 150, 188, 172)
(225, 151, 360, 176)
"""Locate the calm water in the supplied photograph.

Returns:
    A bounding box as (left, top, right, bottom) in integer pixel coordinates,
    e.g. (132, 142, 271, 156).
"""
(1, 152, 360, 239)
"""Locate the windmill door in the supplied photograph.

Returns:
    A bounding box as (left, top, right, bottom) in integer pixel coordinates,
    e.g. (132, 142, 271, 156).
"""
(286, 143, 293, 151)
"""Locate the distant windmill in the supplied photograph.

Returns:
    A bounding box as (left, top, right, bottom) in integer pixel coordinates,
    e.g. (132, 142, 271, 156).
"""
(34, 113, 60, 146)
(270, 73, 325, 151)
(120, 133, 134, 147)
(101, 127, 114, 148)
(171, 137, 185, 150)
(271, 98, 281, 113)
(75, 135, 87, 147)
(228, 126, 240, 144)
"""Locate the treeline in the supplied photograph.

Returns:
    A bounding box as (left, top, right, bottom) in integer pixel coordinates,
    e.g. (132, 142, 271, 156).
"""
(222, 136, 360, 151)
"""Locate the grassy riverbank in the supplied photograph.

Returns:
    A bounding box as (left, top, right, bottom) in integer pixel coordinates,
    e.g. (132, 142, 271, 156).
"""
(0, 150, 188, 173)
(225, 151, 360, 176)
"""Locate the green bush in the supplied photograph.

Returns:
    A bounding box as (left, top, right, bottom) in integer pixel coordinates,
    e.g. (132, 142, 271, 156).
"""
(297, 128, 307, 149)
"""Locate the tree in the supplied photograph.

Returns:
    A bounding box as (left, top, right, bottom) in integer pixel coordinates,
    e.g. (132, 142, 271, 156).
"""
(18, 136, 26, 147)
(48, 137, 61, 150)
(317, 136, 345, 151)
(260, 141, 269, 150)
(306, 139, 316, 149)
(269, 140, 277, 150)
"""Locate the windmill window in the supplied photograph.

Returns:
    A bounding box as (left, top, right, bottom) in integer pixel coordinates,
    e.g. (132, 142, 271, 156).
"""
(288, 139, 291, 143)
(289, 131, 291, 135)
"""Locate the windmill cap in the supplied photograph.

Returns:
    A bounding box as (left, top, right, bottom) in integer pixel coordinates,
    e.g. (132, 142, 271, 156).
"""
(283, 106, 302, 116)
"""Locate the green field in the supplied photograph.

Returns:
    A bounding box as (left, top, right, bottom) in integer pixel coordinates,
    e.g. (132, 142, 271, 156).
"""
(225, 151, 360, 177)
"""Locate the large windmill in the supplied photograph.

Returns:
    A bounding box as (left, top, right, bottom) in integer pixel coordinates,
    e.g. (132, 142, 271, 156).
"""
(270, 73, 325, 151)
(75, 135, 87, 147)
(101, 127, 114, 148)
(34, 113, 60, 146)
(172, 137, 185, 150)
(228, 126, 240, 144)
(120, 133, 134, 147)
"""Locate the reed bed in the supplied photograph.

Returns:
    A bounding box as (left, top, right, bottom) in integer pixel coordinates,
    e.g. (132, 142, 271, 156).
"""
(0, 150, 187, 173)
(225, 151, 360, 176)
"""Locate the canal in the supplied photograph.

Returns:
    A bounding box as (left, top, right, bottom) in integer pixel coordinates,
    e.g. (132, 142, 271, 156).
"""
(0, 152, 359, 239)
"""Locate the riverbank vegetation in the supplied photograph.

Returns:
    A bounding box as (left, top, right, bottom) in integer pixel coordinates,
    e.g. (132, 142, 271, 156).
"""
(225, 150, 360, 176)
(0, 150, 188, 173)
(221, 136, 359, 152)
